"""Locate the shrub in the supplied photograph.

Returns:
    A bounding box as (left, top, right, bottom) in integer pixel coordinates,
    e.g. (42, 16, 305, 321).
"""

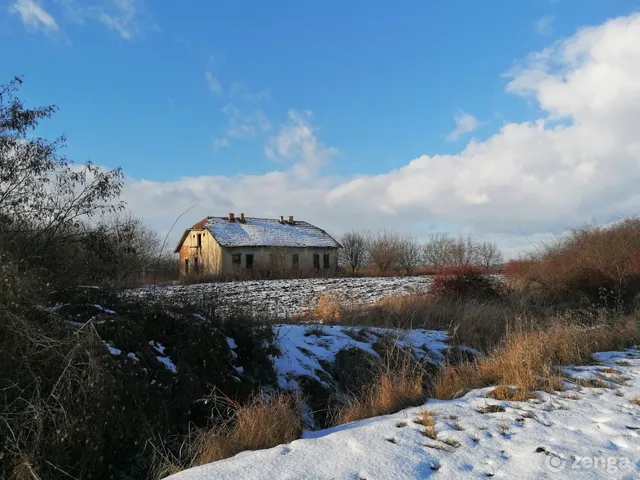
(0, 283, 278, 480)
(522, 218, 640, 309)
(431, 265, 503, 300)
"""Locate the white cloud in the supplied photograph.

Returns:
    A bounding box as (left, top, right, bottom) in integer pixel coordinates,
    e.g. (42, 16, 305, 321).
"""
(264, 110, 337, 177)
(214, 137, 229, 148)
(229, 81, 270, 101)
(446, 111, 480, 141)
(124, 13, 640, 259)
(9, 0, 60, 34)
(535, 15, 554, 36)
(58, 0, 155, 40)
(205, 71, 223, 96)
(220, 103, 270, 140)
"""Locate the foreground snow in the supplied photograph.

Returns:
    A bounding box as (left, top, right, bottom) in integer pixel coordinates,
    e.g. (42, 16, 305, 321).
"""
(168, 348, 640, 480)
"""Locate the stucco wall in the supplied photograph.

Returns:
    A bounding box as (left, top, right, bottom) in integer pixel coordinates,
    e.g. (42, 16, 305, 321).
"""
(220, 246, 338, 275)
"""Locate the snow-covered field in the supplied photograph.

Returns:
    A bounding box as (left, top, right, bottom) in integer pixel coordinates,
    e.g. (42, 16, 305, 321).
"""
(169, 347, 640, 480)
(133, 276, 434, 317)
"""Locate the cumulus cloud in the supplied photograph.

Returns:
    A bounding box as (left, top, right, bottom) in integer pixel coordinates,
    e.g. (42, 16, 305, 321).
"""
(124, 13, 640, 258)
(9, 0, 60, 34)
(264, 110, 338, 175)
(446, 111, 480, 141)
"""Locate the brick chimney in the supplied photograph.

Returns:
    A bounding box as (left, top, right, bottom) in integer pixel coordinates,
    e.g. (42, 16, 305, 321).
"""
(288, 215, 294, 224)
(239, 213, 245, 222)
(228, 213, 235, 222)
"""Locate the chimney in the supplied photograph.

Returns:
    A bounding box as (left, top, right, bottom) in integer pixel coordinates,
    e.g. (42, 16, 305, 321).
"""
(288, 215, 294, 224)
(228, 213, 235, 222)
(239, 213, 245, 222)
(279, 215, 284, 223)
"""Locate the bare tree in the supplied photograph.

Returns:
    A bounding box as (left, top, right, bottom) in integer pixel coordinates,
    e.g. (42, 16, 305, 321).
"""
(449, 234, 479, 266)
(422, 233, 455, 268)
(475, 240, 504, 270)
(368, 230, 400, 274)
(397, 235, 422, 274)
(339, 230, 368, 275)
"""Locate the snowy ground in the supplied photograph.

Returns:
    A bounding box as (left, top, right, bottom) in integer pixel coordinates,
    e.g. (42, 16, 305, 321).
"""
(169, 347, 640, 480)
(132, 276, 434, 317)
(272, 325, 451, 390)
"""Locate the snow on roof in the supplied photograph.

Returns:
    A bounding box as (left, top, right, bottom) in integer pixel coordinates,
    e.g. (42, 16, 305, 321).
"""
(201, 217, 341, 248)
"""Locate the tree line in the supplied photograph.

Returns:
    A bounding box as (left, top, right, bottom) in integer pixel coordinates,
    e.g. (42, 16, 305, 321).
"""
(339, 230, 504, 275)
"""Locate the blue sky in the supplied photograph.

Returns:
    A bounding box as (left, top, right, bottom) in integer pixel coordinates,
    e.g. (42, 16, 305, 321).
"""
(3, 1, 640, 256)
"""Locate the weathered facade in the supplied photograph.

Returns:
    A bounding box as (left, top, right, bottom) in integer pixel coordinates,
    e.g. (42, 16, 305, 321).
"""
(174, 214, 341, 278)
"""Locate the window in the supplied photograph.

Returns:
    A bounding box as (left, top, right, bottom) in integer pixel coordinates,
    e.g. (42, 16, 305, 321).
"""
(292, 254, 299, 269)
(197, 233, 202, 248)
(194, 257, 199, 273)
(185, 258, 189, 274)
(323, 254, 330, 269)
(232, 253, 241, 266)
(313, 254, 320, 269)
(245, 254, 254, 269)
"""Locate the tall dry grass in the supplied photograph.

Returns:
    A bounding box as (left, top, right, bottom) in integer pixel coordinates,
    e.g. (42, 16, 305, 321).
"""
(434, 315, 640, 399)
(331, 341, 426, 425)
(156, 394, 301, 477)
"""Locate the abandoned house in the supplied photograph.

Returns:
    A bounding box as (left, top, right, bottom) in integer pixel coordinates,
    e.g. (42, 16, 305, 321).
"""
(174, 213, 342, 277)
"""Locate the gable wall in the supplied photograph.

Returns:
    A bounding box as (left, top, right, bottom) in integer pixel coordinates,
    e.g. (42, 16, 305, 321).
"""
(179, 229, 223, 277)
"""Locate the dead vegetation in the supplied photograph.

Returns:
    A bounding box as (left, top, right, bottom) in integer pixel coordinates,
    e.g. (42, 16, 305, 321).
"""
(418, 409, 437, 439)
(434, 317, 639, 400)
(332, 364, 424, 426)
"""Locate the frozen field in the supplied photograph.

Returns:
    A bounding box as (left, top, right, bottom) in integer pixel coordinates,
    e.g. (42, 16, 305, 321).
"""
(133, 276, 434, 317)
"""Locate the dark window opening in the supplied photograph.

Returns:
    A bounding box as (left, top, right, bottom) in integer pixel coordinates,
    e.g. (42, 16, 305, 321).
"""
(323, 254, 330, 269)
(292, 254, 299, 268)
(185, 258, 189, 274)
(245, 254, 254, 269)
(313, 254, 320, 269)
(197, 233, 202, 248)
(232, 253, 241, 266)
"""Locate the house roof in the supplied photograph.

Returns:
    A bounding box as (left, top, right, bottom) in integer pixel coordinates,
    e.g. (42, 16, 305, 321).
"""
(174, 216, 341, 252)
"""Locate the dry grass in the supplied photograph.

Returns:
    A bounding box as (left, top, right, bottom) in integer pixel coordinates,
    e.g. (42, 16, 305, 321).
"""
(434, 317, 639, 400)
(631, 397, 640, 406)
(418, 409, 437, 439)
(334, 369, 424, 425)
(487, 385, 539, 402)
(168, 394, 301, 473)
(311, 292, 346, 323)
